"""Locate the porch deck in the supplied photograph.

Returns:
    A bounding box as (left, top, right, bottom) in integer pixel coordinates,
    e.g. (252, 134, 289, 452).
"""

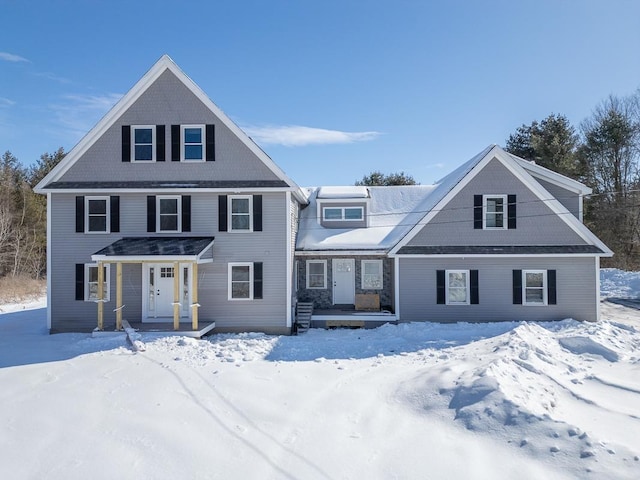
(311, 307, 397, 328)
(92, 321, 216, 339)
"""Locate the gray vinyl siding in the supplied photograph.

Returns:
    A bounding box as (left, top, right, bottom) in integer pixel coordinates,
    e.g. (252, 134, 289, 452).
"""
(535, 178, 581, 219)
(398, 256, 597, 323)
(57, 70, 280, 184)
(49, 191, 290, 333)
(407, 158, 587, 246)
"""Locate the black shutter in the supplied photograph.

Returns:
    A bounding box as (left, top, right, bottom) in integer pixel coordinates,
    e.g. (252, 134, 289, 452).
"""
(110, 196, 120, 233)
(122, 126, 131, 162)
(507, 194, 517, 229)
(156, 125, 165, 161)
(436, 270, 446, 304)
(147, 196, 156, 233)
(547, 270, 557, 305)
(254, 262, 263, 299)
(474, 195, 483, 229)
(253, 195, 262, 232)
(75, 264, 85, 301)
(513, 270, 523, 304)
(75, 196, 85, 233)
(218, 195, 228, 232)
(182, 195, 191, 232)
(470, 270, 479, 305)
(171, 125, 180, 161)
(206, 124, 215, 161)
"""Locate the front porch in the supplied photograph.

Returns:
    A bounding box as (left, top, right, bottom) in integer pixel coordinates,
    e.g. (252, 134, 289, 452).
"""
(312, 307, 397, 328)
(92, 320, 216, 338)
(91, 236, 215, 333)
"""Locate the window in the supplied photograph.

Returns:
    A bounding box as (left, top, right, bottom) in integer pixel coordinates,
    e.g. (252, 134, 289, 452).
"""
(446, 270, 469, 305)
(85, 197, 109, 233)
(229, 196, 252, 232)
(523, 270, 547, 305)
(322, 206, 364, 221)
(85, 264, 110, 302)
(157, 196, 181, 232)
(181, 125, 205, 162)
(132, 125, 156, 162)
(229, 263, 253, 300)
(483, 195, 507, 229)
(361, 260, 383, 289)
(306, 260, 327, 289)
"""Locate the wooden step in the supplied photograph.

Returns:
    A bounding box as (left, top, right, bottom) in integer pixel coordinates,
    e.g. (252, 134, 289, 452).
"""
(295, 302, 314, 334)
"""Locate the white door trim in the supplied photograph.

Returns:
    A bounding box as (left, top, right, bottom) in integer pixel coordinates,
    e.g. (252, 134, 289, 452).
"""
(143, 263, 191, 322)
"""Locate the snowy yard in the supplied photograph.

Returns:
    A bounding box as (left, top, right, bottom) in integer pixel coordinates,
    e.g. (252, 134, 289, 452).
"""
(1, 269, 639, 479)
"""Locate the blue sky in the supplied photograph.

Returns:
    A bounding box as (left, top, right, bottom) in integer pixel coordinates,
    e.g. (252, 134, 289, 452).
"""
(1, 0, 639, 186)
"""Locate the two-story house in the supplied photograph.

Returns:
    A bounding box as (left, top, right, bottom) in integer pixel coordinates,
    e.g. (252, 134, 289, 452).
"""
(36, 56, 612, 335)
(35, 55, 306, 335)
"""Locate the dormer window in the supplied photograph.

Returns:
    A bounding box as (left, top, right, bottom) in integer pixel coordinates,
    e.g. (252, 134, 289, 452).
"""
(322, 206, 364, 221)
(132, 126, 156, 162)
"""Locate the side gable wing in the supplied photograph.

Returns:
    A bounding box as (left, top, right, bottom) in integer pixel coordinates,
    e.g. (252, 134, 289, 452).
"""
(389, 146, 612, 256)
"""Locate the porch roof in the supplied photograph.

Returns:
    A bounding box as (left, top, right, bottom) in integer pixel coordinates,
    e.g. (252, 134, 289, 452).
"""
(91, 237, 215, 263)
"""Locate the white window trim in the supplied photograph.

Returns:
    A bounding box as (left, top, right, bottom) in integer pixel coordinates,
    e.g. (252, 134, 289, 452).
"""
(228, 262, 254, 301)
(445, 269, 470, 305)
(322, 206, 364, 222)
(228, 195, 253, 232)
(181, 124, 206, 162)
(156, 195, 182, 233)
(85, 263, 110, 302)
(482, 194, 507, 230)
(85, 196, 110, 234)
(306, 260, 327, 289)
(131, 125, 156, 162)
(522, 269, 548, 306)
(361, 259, 383, 290)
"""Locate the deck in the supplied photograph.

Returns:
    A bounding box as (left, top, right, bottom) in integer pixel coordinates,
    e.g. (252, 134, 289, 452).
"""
(311, 307, 397, 328)
(92, 321, 216, 339)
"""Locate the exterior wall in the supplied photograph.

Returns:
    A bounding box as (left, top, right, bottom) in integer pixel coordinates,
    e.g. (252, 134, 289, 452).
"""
(49, 191, 290, 333)
(535, 178, 581, 219)
(57, 70, 280, 184)
(398, 256, 597, 323)
(407, 158, 587, 247)
(296, 256, 394, 310)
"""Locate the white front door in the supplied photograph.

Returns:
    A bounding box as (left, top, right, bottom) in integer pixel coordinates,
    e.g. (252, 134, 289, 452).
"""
(332, 258, 355, 305)
(144, 264, 191, 321)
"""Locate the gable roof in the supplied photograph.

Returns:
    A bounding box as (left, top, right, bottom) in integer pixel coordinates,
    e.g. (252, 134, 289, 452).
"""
(35, 55, 307, 203)
(389, 145, 612, 256)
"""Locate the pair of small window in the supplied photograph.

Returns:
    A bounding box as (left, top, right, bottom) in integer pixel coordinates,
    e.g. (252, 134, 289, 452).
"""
(322, 206, 364, 221)
(122, 124, 214, 162)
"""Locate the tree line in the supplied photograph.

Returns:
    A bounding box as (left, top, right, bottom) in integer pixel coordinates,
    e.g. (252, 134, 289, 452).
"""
(0, 148, 64, 279)
(505, 90, 640, 268)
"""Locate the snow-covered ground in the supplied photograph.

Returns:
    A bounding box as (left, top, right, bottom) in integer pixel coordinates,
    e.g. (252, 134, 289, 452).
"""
(1, 270, 639, 479)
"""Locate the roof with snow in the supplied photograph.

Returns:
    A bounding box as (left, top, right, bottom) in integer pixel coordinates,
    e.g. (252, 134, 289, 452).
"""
(296, 145, 494, 252)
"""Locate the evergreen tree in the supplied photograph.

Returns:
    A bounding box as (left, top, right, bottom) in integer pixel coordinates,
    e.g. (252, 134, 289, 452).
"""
(356, 171, 417, 186)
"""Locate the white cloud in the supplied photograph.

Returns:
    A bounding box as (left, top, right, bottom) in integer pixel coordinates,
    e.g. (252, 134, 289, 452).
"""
(50, 93, 122, 139)
(0, 52, 30, 63)
(0, 97, 16, 107)
(243, 124, 381, 147)
(35, 71, 72, 84)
